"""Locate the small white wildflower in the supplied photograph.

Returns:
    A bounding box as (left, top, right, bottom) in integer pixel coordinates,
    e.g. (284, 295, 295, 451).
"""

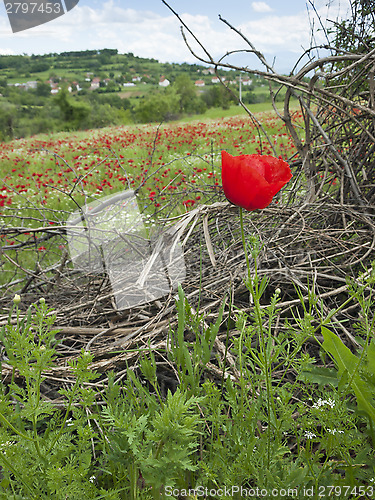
(326, 398, 335, 408)
(275, 288, 281, 295)
(370, 478, 375, 483)
(66, 418, 74, 427)
(304, 431, 316, 439)
(328, 428, 344, 435)
(312, 398, 335, 410)
(39, 297, 45, 304)
(0, 441, 15, 451)
(312, 398, 324, 409)
(89, 475, 96, 483)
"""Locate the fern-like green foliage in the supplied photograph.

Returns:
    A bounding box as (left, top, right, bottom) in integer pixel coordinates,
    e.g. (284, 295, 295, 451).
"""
(0, 299, 101, 499)
(102, 386, 202, 495)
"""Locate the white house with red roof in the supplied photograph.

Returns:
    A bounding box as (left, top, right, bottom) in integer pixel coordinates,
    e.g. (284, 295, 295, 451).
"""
(159, 76, 170, 87)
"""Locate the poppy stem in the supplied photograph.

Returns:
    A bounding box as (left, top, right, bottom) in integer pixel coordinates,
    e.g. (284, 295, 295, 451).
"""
(239, 206, 273, 470)
(239, 207, 251, 284)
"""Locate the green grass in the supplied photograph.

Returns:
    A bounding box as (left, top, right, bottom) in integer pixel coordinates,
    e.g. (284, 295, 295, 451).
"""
(184, 101, 278, 121)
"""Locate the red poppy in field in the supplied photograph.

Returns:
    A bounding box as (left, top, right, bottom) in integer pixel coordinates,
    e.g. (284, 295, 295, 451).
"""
(221, 151, 292, 211)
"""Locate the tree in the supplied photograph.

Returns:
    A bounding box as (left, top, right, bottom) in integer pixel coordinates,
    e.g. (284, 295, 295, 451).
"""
(133, 92, 179, 123)
(327, 0, 374, 87)
(54, 88, 91, 129)
(329, 0, 375, 54)
(36, 82, 52, 97)
(172, 74, 198, 112)
(0, 101, 17, 140)
(201, 85, 235, 110)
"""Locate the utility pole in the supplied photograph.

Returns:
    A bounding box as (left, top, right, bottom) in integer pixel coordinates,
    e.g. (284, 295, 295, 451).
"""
(239, 73, 242, 104)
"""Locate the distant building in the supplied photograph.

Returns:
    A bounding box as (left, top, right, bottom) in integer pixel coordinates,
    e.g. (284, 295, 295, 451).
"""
(25, 81, 38, 89)
(8, 81, 38, 91)
(123, 82, 135, 87)
(195, 80, 205, 87)
(90, 77, 101, 90)
(159, 76, 170, 87)
(242, 78, 253, 86)
(71, 81, 82, 92)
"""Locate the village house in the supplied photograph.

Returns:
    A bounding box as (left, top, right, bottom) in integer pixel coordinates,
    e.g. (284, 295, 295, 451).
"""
(67, 81, 81, 92)
(8, 81, 38, 91)
(195, 80, 205, 87)
(211, 76, 225, 84)
(25, 81, 38, 90)
(159, 76, 170, 87)
(90, 77, 101, 90)
(242, 78, 253, 86)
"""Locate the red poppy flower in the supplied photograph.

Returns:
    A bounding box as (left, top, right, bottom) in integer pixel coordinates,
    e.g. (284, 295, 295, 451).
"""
(221, 151, 292, 211)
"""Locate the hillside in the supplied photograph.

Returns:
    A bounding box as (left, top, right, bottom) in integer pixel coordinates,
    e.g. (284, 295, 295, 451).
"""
(0, 48, 275, 141)
(0, 48, 226, 86)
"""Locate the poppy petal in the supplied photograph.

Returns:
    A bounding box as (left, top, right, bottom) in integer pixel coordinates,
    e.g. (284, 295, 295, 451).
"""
(221, 151, 292, 211)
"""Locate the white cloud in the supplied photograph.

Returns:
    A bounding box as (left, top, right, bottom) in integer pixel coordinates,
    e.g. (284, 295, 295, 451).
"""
(240, 14, 313, 54)
(251, 2, 273, 13)
(0, 0, 353, 73)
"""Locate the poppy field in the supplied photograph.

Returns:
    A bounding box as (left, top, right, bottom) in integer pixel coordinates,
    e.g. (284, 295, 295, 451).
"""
(0, 111, 297, 216)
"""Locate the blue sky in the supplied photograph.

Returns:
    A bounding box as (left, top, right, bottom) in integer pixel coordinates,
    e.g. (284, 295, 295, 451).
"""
(0, 0, 351, 73)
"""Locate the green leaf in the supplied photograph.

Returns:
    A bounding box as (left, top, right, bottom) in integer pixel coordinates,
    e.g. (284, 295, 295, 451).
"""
(365, 340, 375, 380)
(298, 366, 338, 388)
(322, 326, 375, 425)
(338, 368, 349, 394)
